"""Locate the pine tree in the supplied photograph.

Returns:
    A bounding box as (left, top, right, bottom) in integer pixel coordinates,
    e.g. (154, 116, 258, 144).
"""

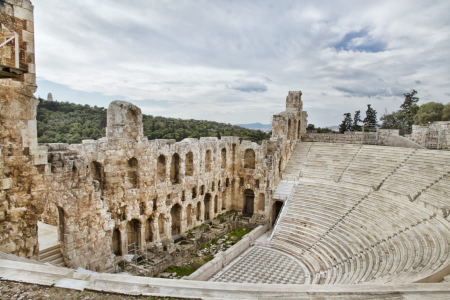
(352, 110, 362, 131)
(363, 104, 377, 126)
(339, 113, 353, 133)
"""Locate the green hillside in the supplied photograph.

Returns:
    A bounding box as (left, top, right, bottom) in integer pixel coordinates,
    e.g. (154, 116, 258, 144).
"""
(36, 98, 271, 144)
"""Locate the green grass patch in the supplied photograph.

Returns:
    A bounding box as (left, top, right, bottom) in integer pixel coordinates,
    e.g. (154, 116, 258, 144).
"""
(227, 227, 253, 243)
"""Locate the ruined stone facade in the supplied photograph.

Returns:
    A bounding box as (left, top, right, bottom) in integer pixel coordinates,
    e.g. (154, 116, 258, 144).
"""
(0, 0, 48, 259)
(0, 0, 307, 272)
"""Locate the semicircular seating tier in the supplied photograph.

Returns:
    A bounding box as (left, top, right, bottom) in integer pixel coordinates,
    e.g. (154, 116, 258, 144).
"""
(270, 142, 450, 284)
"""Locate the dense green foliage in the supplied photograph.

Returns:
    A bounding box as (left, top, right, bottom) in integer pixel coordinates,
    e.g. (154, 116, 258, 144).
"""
(352, 110, 362, 131)
(363, 104, 378, 125)
(36, 98, 271, 144)
(381, 90, 450, 132)
(339, 104, 378, 133)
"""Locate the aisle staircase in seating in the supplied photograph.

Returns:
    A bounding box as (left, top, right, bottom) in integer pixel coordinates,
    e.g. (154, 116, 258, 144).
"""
(39, 244, 65, 267)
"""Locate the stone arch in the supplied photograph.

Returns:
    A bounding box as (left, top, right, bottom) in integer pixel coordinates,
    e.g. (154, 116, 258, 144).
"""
(170, 153, 180, 184)
(186, 204, 192, 226)
(112, 228, 122, 256)
(58, 207, 65, 242)
(205, 149, 211, 172)
(214, 195, 218, 214)
(157, 155, 166, 183)
(127, 219, 141, 247)
(158, 214, 165, 237)
(126, 157, 138, 189)
(90, 161, 104, 190)
(259, 193, 265, 212)
(204, 193, 211, 221)
(196, 201, 201, 221)
(145, 217, 153, 243)
(243, 189, 255, 217)
(221, 148, 226, 169)
(185, 152, 194, 176)
(171, 204, 182, 235)
(244, 149, 255, 169)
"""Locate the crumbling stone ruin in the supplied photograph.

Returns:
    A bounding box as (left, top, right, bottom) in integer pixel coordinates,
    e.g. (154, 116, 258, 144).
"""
(0, 1, 306, 271)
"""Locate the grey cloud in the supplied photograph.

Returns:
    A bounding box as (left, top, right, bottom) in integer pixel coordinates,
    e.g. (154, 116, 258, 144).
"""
(333, 86, 405, 98)
(231, 80, 268, 93)
(415, 80, 421, 84)
(445, 93, 450, 96)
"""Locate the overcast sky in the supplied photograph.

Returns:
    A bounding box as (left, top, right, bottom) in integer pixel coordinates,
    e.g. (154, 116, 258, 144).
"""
(34, 0, 450, 127)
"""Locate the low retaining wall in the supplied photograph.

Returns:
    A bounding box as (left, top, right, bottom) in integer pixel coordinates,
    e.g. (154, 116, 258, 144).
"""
(303, 130, 424, 149)
(185, 223, 269, 281)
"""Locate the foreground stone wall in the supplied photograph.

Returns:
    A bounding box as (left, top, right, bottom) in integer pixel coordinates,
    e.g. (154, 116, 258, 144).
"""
(0, 0, 48, 259)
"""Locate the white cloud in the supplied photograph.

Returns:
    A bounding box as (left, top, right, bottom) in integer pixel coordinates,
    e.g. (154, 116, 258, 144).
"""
(34, 0, 450, 126)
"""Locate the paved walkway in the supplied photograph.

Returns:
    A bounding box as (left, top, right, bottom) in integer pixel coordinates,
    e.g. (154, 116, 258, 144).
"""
(38, 221, 58, 251)
(211, 245, 307, 284)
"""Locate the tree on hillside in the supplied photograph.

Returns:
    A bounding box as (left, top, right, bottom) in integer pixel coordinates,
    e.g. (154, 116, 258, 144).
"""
(363, 104, 377, 126)
(413, 102, 444, 125)
(307, 124, 315, 132)
(381, 110, 404, 129)
(339, 113, 353, 133)
(442, 103, 450, 121)
(399, 89, 420, 130)
(352, 110, 362, 131)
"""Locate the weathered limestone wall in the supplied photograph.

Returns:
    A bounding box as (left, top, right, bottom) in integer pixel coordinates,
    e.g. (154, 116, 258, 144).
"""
(0, 0, 48, 259)
(37, 96, 306, 271)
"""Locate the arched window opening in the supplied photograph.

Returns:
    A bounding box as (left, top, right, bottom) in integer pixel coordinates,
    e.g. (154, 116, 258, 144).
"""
(212, 181, 215, 192)
(152, 198, 157, 211)
(170, 153, 180, 184)
(185, 152, 194, 176)
(205, 150, 211, 172)
(187, 204, 192, 226)
(288, 119, 292, 140)
(157, 155, 166, 183)
(214, 195, 218, 214)
(200, 185, 204, 195)
(221, 148, 226, 169)
(244, 149, 256, 169)
(90, 161, 104, 190)
(226, 178, 229, 187)
(192, 187, 197, 199)
(112, 229, 122, 256)
(171, 204, 182, 235)
(145, 218, 153, 243)
(243, 189, 254, 217)
(279, 157, 283, 179)
(297, 120, 301, 139)
(126, 157, 138, 189)
(196, 201, 201, 221)
(222, 191, 226, 210)
(127, 219, 140, 248)
(259, 193, 265, 212)
(239, 177, 244, 187)
(204, 193, 211, 221)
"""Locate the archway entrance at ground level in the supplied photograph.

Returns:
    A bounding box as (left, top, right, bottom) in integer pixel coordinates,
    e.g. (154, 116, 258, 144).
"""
(272, 201, 283, 227)
(243, 189, 254, 217)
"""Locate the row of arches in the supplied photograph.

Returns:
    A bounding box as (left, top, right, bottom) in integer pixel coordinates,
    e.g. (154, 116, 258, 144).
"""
(111, 189, 266, 256)
(157, 148, 256, 183)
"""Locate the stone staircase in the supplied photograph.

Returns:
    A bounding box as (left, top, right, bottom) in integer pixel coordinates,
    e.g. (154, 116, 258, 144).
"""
(273, 180, 296, 200)
(39, 244, 65, 267)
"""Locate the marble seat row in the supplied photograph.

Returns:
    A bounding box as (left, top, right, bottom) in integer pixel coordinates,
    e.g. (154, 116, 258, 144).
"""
(270, 180, 450, 285)
(381, 150, 450, 198)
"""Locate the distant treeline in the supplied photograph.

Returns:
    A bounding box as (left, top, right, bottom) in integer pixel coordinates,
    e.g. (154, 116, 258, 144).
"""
(36, 98, 271, 144)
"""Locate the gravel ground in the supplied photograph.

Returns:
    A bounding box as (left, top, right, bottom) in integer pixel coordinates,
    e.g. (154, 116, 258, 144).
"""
(0, 280, 199, 300)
